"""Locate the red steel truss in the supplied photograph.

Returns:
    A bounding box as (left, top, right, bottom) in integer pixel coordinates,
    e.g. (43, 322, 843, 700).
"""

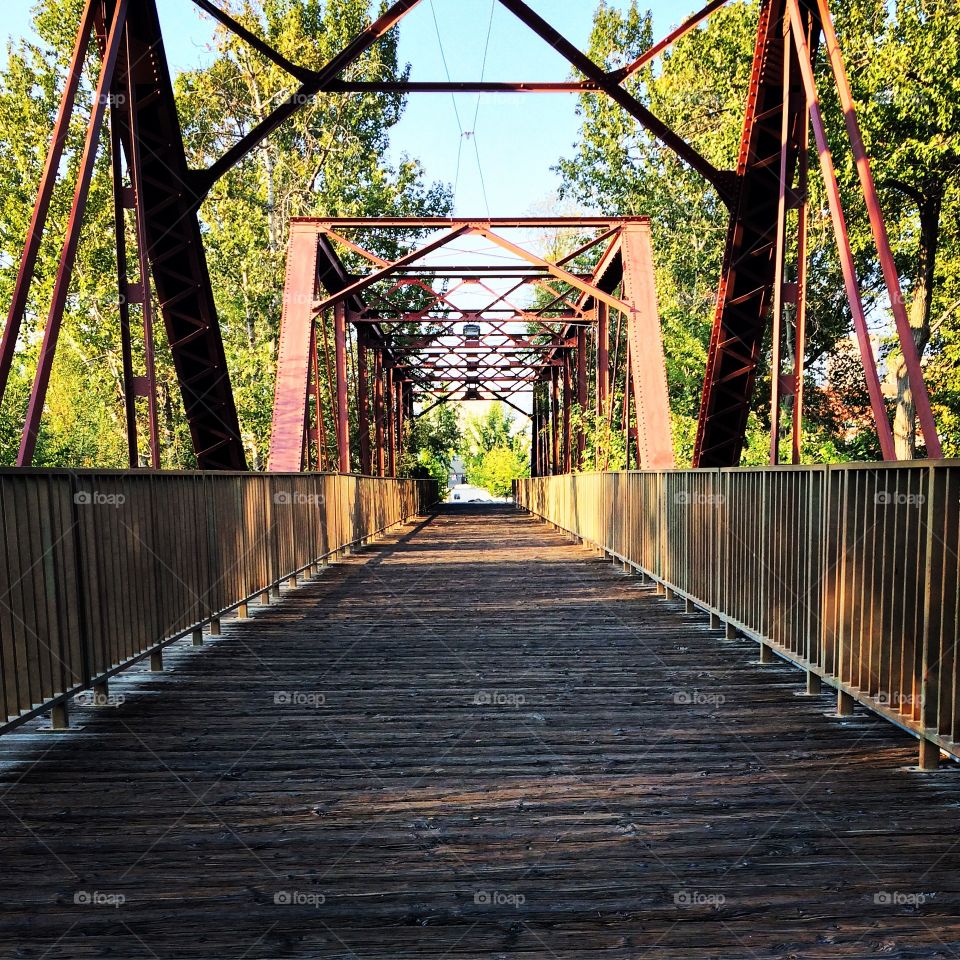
(267, 218, 674, 476)
(0, 0, 941, 470)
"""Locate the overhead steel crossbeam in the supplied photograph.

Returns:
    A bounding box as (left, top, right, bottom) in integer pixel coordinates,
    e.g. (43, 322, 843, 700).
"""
(267, 217, 675, 475)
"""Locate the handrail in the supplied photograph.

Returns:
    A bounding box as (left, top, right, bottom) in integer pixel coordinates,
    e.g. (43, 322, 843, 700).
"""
(516, 464, 960, 769)
(0, 471, 436, 733)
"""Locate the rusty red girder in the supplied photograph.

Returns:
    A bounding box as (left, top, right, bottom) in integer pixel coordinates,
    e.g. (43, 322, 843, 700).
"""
(3, 0, 939, 471)
(267, 218, 674, 474)
(694, 0, 941, 465)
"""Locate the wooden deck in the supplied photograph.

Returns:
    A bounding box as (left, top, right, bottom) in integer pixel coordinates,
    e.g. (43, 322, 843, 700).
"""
(1, 504, 959, 958)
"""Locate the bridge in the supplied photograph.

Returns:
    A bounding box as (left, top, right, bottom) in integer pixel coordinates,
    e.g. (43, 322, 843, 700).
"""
(0, 0, 958, 956)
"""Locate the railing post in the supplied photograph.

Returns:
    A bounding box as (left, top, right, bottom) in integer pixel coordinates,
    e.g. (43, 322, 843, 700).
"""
(919, 464, 945, 769)
(48, 700, 70, 729)
(68, 470, 95, 706)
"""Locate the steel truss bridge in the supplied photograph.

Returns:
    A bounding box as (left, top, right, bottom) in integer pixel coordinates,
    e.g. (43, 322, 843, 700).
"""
(0, 0, 943, 471)
(0, 2, 958, 956)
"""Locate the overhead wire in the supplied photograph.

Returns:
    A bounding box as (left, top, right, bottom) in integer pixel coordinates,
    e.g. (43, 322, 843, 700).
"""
(428, 0, 465, 206)
(427, 0, 496, 216)
(471, 0, 496, 217)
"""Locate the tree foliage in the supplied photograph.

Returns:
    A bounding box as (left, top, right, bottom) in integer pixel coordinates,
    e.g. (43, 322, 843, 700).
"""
(463, 403, 529, 492)
(558, 0, 960, 464)
(0, 0, 449, 467)
(472, 446, 526, 499)
(402, 401, 462, 486)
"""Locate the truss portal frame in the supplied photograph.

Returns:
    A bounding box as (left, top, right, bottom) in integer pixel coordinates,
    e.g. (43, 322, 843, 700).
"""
(0, 0, 940, 470)
(267, 217, 674, 476)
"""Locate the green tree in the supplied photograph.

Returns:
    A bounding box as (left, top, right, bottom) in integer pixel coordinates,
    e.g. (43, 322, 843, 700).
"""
(402, 401, 462, 486)
(827, 0, 960, 457)
(472, 445, 526, 499)
(463, 402, 527, 477)
(0, 0, 450, 467)
(559, 1, 960, 464)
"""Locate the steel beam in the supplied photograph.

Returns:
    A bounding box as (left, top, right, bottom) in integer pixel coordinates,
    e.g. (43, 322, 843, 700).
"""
(374, 350, 386, 476)
(0, 0, 97, 405)
(268, 223, 319, 472)
(115, 0, 246, 468)
(334, 302, 350, 473)
(694, 0, 806, 467)
(17, 0, 128, 465)
(622, 223, 675, 469)
(787, 0, 895, 458)
(814, 0, 941, 458)
(356, 333, 372, 475)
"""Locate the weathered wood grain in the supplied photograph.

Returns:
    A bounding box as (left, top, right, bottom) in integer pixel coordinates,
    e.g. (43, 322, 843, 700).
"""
(0, 504, 958, 958)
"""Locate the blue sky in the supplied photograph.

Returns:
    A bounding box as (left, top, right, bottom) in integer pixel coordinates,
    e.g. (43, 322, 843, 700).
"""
(4, 0, 686, 216)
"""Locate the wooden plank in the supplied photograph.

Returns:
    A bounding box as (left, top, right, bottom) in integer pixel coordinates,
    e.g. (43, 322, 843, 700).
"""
(0, 504, 958, 956)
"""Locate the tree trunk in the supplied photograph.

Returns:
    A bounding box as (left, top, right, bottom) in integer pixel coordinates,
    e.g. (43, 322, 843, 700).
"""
(891, 189, 941, 458)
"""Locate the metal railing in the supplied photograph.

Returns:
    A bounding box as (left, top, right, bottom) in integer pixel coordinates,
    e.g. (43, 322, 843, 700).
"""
(0, 471, 436, 733)
(517, 464, 960, 768)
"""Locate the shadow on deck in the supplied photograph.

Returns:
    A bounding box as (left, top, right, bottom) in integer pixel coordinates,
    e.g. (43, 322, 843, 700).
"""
(0, 505, 958, 958)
